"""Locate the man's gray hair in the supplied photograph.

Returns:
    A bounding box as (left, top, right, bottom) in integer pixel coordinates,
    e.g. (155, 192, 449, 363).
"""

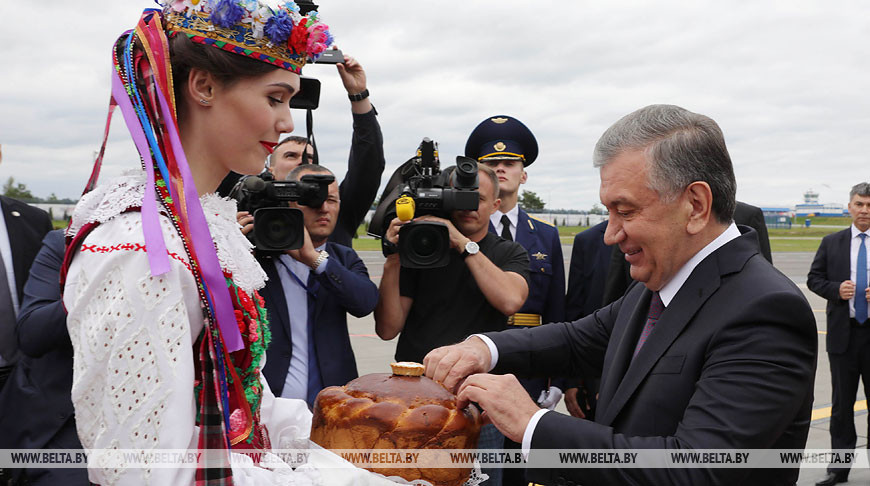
(593, 104, 737, 224)
(850, 182, 870, 199)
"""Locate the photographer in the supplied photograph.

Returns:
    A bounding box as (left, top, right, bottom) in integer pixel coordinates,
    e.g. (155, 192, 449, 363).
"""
(263, 54, 384, 248)
(374, 164, 529, 360)
(258, 164, 378, 407)
(374, 164, 529, 485)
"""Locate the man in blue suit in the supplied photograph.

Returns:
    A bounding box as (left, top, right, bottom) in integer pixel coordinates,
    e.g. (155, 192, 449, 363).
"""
(0, 230, 88, 484)
(258, 165, 378, 407)
(466, 115, 566, 486)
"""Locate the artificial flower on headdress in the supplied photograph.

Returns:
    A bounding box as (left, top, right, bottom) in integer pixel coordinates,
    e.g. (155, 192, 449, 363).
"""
(306, 20, 332, 59)
(170, 0, 207, 13)
(264, 8, 295, 45)
(209, 0, 246, 28)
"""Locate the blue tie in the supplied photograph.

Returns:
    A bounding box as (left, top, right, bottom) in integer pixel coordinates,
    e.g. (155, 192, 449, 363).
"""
(857, 233, 868, 324)
(305, 273, 323, 407)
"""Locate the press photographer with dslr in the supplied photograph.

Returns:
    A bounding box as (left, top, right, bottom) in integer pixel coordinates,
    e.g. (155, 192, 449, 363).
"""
(257, 164, 379, 407)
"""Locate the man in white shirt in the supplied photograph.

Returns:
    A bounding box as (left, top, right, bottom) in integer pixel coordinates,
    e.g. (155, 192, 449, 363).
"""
(424, 104, 817, 485)
(808, 182, 870, 486)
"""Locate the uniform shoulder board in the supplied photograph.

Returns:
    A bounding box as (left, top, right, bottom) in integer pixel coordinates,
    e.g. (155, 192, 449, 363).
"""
(528, 214, 556, 227)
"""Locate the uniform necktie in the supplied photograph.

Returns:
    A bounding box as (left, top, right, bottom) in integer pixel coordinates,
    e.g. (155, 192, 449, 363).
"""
(857, 233, 868, 324)
(0, 252, 18, 362)
(634, 292, 663, 357)
(500, 215, 512, 241)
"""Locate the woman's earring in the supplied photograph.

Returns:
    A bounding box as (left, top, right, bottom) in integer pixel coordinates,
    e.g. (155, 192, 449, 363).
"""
(199, 99, 210, 105)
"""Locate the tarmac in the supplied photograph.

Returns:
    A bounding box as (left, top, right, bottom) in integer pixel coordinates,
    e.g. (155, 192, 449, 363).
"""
(346, 249, 867, 485)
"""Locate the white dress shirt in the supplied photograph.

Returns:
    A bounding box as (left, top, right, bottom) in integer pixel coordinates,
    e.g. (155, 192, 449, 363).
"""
(849, 224, 870, 319)
(491, 205, 519, 241)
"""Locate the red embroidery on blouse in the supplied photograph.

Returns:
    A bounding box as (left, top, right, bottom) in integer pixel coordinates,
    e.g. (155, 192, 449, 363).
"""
(80, 243, 192, 272)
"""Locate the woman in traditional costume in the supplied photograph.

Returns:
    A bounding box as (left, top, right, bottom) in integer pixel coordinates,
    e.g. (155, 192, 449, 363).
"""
(61, 1, 396, 484)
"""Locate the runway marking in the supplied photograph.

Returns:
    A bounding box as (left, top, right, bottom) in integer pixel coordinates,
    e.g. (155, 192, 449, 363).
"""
(812, 400, 867, 421)
(350, 333, 379, 338)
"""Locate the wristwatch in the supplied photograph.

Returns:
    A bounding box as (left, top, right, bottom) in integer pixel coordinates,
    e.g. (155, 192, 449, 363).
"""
(461, 240, 479, 259)
(310, 250, 329, 270)
(348, 89, 369, 102)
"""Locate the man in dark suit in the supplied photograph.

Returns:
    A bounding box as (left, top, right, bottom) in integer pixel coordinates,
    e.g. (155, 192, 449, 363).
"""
(259, 165, 378, 406)
(563, 220, 612, 420)
(424, 104, 817, 485)
(0, 194, 53, 389)
(808, 182, 870, 486)
(567, 220, 612, 321)
(0, 230, 87, 484)
(603, 200, 772, 304)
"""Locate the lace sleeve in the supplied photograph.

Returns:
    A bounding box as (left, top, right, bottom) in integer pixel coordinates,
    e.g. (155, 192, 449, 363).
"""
(64, 214, 202, 486)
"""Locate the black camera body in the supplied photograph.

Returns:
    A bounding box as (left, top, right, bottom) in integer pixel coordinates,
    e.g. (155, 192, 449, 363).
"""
(370, 138, 479, 268)
(229, 170, 334, 253)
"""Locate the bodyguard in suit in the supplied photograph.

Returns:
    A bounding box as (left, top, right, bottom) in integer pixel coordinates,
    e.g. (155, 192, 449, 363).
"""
(466, 116, 566, 485)
(567, 220, 613, 321)
(258, 164, 378, 406)
(808, 182, 870, 486)
(0, 230, 87, 485)
(0, 194, 53, 388)
(425, 104, 817, 485)
(563, 220, 613, 420)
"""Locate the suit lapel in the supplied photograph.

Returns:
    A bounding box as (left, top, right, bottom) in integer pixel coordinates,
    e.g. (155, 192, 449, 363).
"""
(310, 246, 331, 337)
(597, 243, 726, 426)
(837, 229, 852, 281)
(261, 257, 293, 343)
(2, 198, 28, 297)
(595, 286, 651, 419)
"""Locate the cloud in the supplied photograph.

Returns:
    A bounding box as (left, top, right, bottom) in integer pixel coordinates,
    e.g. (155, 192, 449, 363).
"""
(1, 0, 867, 210)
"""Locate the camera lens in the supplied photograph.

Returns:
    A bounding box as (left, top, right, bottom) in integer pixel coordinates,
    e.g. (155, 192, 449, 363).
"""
(412, 226, 440, 257)
(253, 207, 304, 251)
(399, 221, 451, 269)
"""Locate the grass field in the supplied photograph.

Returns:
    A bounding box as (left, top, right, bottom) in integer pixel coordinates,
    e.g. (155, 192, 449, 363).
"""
(54, 218, 844, 254)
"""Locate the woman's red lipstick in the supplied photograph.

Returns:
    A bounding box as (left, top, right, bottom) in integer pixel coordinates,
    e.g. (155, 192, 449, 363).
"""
(260, 141, 277, 154)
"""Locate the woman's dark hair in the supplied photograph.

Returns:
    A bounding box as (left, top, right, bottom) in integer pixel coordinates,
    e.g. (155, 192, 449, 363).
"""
(168, 32, 279, 119)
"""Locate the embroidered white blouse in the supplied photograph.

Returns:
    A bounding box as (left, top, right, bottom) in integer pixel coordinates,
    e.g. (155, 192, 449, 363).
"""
(64, 173, 399, 486)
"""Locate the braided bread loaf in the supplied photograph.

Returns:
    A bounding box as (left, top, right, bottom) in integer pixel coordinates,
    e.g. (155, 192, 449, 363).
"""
(311, 371, 482, 486)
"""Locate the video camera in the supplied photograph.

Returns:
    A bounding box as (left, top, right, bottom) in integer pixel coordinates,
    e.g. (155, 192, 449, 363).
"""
(229, 170, 334, 253)
(369, 138, 479, 268)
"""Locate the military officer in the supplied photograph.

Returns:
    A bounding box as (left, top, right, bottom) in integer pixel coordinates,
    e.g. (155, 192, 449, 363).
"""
(465, 115, 566, 486)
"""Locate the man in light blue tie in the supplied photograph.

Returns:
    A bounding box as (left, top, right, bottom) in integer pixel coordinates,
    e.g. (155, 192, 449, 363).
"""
(256, 164, 379, 407)
(808, 182, 870, 486)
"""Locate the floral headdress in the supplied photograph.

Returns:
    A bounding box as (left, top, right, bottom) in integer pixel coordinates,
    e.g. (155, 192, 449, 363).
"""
(162, 0, 333, 73)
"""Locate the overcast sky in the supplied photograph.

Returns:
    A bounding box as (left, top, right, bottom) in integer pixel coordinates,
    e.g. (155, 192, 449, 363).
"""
(1, 0, 867, 210)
